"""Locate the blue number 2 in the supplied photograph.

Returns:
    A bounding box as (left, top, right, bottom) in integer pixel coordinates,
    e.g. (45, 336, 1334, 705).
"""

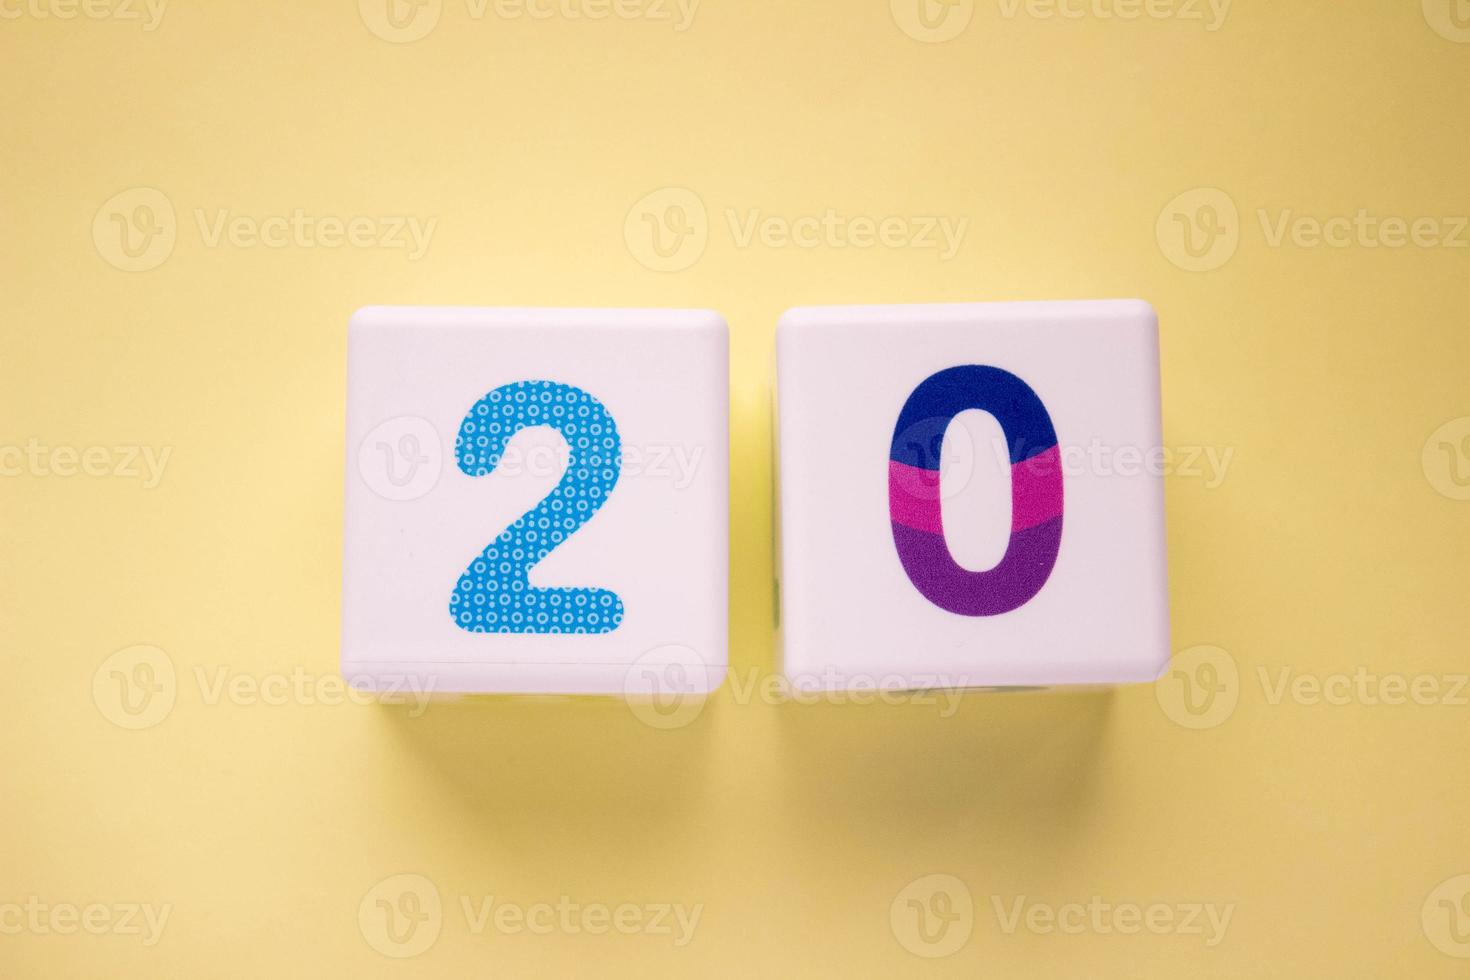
(448, 380, 625, 634)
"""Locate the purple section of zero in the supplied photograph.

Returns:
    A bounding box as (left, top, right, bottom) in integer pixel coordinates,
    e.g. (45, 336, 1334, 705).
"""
(891, 516, 1063, 617)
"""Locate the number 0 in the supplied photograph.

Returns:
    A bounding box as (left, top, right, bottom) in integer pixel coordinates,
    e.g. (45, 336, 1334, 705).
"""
(888, 365, 1063, 616)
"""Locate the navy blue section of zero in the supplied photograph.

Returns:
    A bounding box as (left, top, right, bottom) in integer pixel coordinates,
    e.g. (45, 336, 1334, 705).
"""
(889, 364, 1058, 468)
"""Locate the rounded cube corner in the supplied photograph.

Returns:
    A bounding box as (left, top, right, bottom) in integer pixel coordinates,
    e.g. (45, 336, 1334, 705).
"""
(348, 305, 394, 335)
(1111, 298, 1160, 333)
(695, 662, 729, 697)
(776, 306, 827, 335)
(685, 309, 729, 337)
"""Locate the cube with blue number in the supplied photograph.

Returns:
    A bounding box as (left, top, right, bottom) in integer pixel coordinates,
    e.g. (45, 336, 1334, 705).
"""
(342, 307, 728, 696)
(775, 301, 1171, 691)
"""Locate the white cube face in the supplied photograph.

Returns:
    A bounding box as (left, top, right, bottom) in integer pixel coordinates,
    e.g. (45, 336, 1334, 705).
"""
(343, 307, 728, 695)
(776, 301, 1170, 690)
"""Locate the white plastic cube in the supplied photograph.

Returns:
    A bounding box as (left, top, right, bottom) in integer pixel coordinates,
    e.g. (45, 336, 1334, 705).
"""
(343, 307, 728, 695)
(775, 301, 1170, 690)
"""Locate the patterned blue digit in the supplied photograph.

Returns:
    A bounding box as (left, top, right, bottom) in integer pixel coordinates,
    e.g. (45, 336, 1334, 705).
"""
(449, 380, 624, 634)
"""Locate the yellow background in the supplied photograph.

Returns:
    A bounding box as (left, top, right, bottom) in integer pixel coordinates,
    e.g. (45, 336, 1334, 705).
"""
(4, 0, 1469, 975)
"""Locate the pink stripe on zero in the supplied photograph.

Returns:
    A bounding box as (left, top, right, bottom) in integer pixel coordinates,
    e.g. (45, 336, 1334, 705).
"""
(887, 460, 943, 534)
(1011, 445, 1064, 532)
(890, 450, 1063, 536)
